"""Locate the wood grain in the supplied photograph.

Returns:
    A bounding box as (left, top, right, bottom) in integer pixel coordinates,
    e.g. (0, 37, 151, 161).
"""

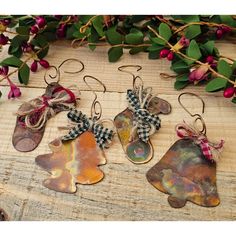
(0, 41, 236, 220)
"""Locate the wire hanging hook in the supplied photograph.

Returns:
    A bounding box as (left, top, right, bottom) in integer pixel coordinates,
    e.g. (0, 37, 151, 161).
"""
(178, 92, 206, 135)
(58, 58, 85, 74)
(83, 75, 106, 121)
(118, 65, 143, 89)
(44, 58, 84, 85)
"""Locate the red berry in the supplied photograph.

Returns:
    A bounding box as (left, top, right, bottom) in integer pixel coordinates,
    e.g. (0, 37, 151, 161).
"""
(223, 87, 235, 98)
(30, 25, 39, 34)
(222, 26, 232, 33)
(159, 49, 170, 58)
(36, 17, 46, 28)
(39, 59, 50, 69)
(216, 29, 223, 39)
(56, 24, 66, 38)
(206, 55, 214, 64)
(30, 61, 38, 72)
(167, 51, 174, 61)
(0, 34, 9, 45)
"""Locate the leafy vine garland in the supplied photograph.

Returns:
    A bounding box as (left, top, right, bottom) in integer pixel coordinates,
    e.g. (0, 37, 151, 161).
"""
(0, 15, 236, 103)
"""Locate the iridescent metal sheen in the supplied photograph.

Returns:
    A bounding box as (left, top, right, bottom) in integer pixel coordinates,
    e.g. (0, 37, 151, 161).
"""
(146, 139, 220, 208)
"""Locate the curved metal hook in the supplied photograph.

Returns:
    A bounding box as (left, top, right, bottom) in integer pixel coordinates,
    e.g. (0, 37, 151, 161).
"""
(83, 75, 106, 121)
(178, 92, 206, 134)
(118, 65, 143, 89)
(58, 58, 84, 74)
(44, 65, 60, 85)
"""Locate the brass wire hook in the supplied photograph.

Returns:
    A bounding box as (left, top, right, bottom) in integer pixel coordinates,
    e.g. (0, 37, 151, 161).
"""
(44, 58, 85, 85)
(83, 75, 106, 121)
(178, 92, 207, 135)
(118, 65, 143, 89)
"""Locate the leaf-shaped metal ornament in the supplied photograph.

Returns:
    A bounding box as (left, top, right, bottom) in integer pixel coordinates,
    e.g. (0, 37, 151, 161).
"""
(146, 137, 223, 208)
(36, 131, 106, 193)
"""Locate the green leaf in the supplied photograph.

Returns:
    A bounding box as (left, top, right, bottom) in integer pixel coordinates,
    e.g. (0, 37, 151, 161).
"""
(92, 16, 104, 37)
(80, 15, 93, 24)
(108, 47, 123, 62)
(174, 81, 189, 90)
(0, 56, 22, 67)
(105, 26, 123, 45)
(147, 44, 164, 52)
(16, 26, 30, 35)
(220, 15, 236, 27)
(18, 64, 30, 85)
(159, 23, 172, 41)
(66, 24, 77, 39)
(205, 77, 227, 92)
(150, 37, 166, 46)
(185, 25, 201, 39)
(231, 97, 236, 104)
(187, 40, 202, 61)
(217, 59, 232, 78)
(125, 28, 143, 44)
(180, 15, 200, 23)
(8, 35, 29, 56)
(202, 41, 215, 54)
(148, 51, 159, 60)
(231, 60, 236, 72)
(129, 46, 146, 55)
(170, 60, 189, 74)
(176, 74, 189, 81)
(31, 35, 48, 48)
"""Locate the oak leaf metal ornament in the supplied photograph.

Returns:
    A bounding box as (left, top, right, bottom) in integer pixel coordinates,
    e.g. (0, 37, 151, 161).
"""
(146, 93, 224, 208)
(114, 65, 171, 164)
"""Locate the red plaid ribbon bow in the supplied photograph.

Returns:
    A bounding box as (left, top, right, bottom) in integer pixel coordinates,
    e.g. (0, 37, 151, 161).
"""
(176, 122, 224, 162)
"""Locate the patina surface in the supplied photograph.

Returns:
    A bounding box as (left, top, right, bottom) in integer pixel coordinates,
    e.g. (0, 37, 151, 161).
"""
(146, 139, 220, 208)
(35, 131, 106, 193)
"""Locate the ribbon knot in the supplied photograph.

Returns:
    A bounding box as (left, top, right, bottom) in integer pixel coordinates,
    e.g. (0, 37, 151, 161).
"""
(127, 89, 161, 142)
(176, 122, 224, 162)
(61, 109, 114, 149)
(16, 85, 78, 131)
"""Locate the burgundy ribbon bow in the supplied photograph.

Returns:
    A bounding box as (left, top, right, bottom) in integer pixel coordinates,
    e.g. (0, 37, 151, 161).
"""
(176, 122, 224, 162)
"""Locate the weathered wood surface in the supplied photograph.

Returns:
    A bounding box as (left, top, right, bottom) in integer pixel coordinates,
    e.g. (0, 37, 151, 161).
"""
(0, 41, 236, 220)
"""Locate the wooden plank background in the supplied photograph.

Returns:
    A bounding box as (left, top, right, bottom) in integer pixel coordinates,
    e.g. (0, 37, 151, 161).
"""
(0, 41, 236, 220)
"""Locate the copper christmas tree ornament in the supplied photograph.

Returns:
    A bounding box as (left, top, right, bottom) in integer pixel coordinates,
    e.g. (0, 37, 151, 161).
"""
(36, 131, 107, 193)
(36, 75, 115, 193)
(114, 65, 171, 164)
(146, 93, 224, 208)
(12, 59, 84, 152)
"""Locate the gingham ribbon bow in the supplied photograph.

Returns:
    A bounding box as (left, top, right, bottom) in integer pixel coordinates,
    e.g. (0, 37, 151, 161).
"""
(62, 109, 114, 149)
(176, 122, 224, 162)
(127, 89, 161, 142)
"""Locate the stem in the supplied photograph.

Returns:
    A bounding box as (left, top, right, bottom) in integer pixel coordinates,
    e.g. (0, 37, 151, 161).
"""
(174, 21, 236, 35)
(147, 25, 235, 86)
(0, 44, 49, 83)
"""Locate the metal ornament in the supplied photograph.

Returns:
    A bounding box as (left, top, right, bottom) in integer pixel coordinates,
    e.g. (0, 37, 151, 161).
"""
(12, 59, 84, 152)
(114, 65, 171, 164)
(35, 75, 115, 193)
(35, 132, 106, 193)
(146, 93, 224, 208)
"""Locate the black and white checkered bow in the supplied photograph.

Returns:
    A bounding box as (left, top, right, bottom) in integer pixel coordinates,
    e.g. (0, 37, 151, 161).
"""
(62, 109, 114, 149)
(127, 89, 161, 142)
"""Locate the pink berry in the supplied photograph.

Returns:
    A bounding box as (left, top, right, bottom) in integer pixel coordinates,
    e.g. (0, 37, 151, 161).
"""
(167, 51, 174, 61)
(222, 26, 232, 33)
(0, 34, 9, 45)
(159, 49, 170, 58)
(39, 59, 50, 69)
(216, 29, 223, 39)
(2, 66, 9, 75)
(30, 61, 38, 72)
(36, 16, 46, 28)
(56, 24, 66, 38)
(223, 87, 235, 98)
(206, 55, 214, 64)
(30, 25, 39, 34)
